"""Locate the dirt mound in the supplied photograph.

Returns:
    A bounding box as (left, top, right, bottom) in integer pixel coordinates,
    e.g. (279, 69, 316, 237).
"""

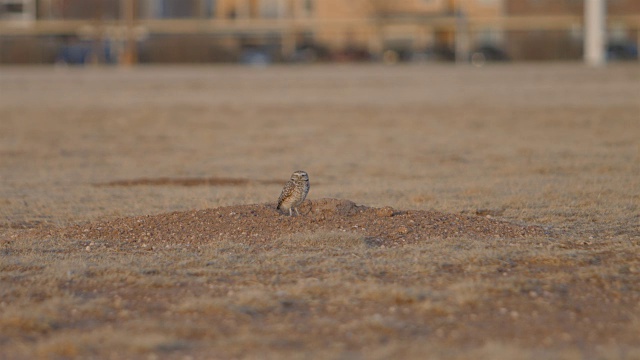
(29, 199, 547, 249)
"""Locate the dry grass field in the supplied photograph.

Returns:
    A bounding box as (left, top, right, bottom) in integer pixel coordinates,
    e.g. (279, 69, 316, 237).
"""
(1, 63, 639, 359)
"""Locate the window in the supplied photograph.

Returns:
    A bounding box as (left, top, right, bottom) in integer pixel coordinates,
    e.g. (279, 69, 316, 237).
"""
(4, 3, 23, 13)
(259, 0, 280, 18)
(303, 0, 313, 15)
(158, 0, 198, 18)
(0, 0, 34, 20)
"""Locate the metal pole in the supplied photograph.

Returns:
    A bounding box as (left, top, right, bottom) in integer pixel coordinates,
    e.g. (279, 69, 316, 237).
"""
(584, 0, 606, 66)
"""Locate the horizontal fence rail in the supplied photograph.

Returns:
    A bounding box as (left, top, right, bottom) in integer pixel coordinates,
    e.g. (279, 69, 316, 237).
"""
(1, 16, 640, 35)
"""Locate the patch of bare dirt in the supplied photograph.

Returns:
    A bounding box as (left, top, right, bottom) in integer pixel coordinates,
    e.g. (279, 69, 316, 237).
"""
(30, 199, 548, 249)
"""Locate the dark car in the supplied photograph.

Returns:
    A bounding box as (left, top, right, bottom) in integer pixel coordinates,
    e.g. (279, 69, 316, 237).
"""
(56, 39, 118, 65)
(422, 45, 456, 62)
(240, 46, 275, 65)
(469, 45, 509, 65)
(607, 42, 638, 61)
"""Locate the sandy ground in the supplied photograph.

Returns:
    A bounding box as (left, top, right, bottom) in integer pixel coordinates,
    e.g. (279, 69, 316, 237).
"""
(1, 63, 639, 359)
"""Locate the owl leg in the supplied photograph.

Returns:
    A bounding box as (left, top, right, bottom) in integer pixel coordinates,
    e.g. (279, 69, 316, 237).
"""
(289, 208, 293, 216)
(294, 207, 300, 216)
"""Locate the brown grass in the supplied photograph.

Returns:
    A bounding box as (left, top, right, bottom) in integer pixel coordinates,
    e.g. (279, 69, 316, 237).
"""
(1, 63, 639, 359)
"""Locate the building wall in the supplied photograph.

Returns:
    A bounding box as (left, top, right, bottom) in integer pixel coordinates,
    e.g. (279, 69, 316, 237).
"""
(311, 0, 373, 52)
(505, 0, 640, 60)
(456, 0, 506, 50)
(370, 0, 450, 15)
(2, 0, 639, 63)
(608, 0, 640, 14)
(0, 35, 57, 62)
(505, 0, 583, 15)
(507, 0, 639, 15)
(215, 0, 293, 19)
(203, 0, 508, 56)
(457, 0, 504, 17)
(40, 0, 121, 19)
(311, 0, 455, 54)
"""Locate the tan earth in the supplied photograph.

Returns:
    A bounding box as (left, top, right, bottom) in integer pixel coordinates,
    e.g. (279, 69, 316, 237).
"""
(25, 198, 547, 254)
(1, 64, 639, 359)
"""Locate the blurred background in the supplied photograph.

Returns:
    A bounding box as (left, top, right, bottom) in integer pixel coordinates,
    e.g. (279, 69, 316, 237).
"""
(0, 0, 638, 65)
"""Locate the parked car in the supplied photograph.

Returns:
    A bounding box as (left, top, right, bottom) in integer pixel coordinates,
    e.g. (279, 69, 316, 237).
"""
(289, 42, 331, 63)
(380, 45, 455, 63)
(380, 44, 508, 65)
(240, 46, 273, 65)
(57, 41, 92, 64)
(420, 45, 456, 62)
(606, 42, 638, 61)
(469, 45, 509, 65)
(56, 36, 118, 65)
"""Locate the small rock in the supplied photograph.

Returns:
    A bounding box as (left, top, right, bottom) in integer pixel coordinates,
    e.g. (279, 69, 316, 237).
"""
(363, 237, 386, 248)
(475, 208, 505, 217)
(397, 226, 410, 234)
(375, 207, 394, 217)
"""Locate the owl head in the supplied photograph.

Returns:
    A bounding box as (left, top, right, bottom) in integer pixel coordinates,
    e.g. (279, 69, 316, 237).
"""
(291, 170, 309, 182)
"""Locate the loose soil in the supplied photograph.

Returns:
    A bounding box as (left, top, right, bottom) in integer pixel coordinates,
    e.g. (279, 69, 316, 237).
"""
(26, 198, 547, 249)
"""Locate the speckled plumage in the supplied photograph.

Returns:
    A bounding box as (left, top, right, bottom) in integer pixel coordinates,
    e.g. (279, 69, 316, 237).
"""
(277, 170, 310, 216)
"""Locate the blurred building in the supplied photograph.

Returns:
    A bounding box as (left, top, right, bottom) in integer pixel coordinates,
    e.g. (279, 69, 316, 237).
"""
(0, 0, 638, 64)
(505, 0, 640, 60)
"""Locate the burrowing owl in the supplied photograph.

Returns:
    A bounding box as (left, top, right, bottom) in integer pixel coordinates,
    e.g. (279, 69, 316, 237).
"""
(277, 170, 310, 216)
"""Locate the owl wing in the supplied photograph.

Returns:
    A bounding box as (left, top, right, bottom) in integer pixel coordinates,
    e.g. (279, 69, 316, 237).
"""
(277, 180, 295, 209)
